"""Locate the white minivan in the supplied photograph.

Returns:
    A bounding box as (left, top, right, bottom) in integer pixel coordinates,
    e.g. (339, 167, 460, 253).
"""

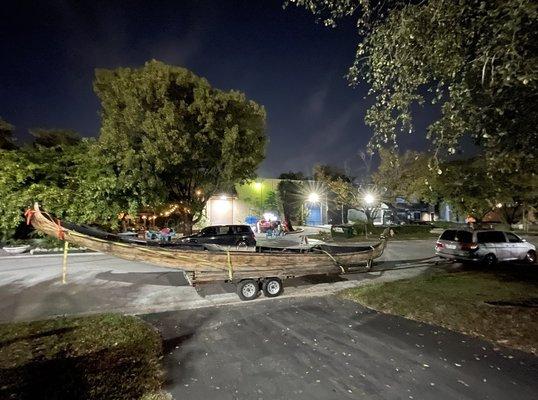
(435, 229, 536, 266)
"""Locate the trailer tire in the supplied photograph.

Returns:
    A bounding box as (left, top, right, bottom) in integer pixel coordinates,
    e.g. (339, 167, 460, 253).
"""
(237, 279, 259, 301)
(262, 277, 283, 298)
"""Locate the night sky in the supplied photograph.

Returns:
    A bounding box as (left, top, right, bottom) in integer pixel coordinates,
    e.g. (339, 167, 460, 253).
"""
(1, 0, 432, 177)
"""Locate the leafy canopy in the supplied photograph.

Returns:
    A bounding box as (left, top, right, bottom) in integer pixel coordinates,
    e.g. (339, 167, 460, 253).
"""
(94, 60, 267, 231)
(288, 0, 538, 173)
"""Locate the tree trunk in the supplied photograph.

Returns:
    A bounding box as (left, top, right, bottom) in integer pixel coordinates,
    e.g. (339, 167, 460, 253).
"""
(182, 213, 195, 235)
(284, 215, 294, 232)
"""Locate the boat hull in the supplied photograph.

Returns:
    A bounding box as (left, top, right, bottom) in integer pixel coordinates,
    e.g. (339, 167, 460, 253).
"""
(28, 203, 387, 284)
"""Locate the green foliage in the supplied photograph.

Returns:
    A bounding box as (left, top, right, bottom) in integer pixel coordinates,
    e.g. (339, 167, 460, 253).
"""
(0, 139, 129, 239)
(313, 164, 356, 207)
(434, 157, 509, 221)
(0, 314, 164, 399)
(0, 117, 16, 150)
(372, 148, 437, 203)
(373, 147, 537, 223)
(235, 181, 276, 214)
(29, 128, 81, 147)
(290, 0, 538, 174)
(94, 60, 266, 232)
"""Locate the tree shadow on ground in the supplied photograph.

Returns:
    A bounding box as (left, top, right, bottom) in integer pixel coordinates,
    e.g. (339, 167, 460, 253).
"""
(458, 261, 538, 283)
(0, 343, 159, 400)
(0, 326, 74, 347)
(95, 270, 189, 286)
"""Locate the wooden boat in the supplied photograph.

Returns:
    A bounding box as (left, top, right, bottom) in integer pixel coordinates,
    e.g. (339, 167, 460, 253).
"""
(27, 203, 388, 299)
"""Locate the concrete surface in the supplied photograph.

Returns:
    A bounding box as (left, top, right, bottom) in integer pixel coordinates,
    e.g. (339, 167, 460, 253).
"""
(0, 239, 443, 322)
(142, 296, 538, 400)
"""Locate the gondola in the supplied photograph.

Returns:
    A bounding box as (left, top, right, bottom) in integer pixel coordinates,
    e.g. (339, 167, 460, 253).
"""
(26, 203, 389, 300)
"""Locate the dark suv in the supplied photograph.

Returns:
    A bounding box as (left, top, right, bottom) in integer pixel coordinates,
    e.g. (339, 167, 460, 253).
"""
(180, 225, 256, 247)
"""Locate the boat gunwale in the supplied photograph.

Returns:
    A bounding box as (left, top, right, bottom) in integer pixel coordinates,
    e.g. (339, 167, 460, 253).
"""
(29, 203, 387, 261)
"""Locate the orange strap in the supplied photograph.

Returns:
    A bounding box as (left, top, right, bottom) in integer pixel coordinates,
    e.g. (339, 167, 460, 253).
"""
(25, 208, 65, 240)
(24, 209, 36, 225)
(55, 219, 65, 240)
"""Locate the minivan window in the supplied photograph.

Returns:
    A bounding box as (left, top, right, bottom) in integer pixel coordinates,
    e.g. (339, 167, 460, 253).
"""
(477, 231, 506, 243)
(440, 230, 472, 243)
(505, 232, 521, 243)
(440, 230, 456, 240)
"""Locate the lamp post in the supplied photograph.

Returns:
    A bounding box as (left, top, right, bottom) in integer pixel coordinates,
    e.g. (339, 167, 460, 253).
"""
(364, 192, 375, 239)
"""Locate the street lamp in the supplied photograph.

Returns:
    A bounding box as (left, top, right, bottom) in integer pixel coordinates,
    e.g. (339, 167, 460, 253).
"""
(363, 192, 376, 238)
(364, 193, 375, 205)
(307, 192, 320, 203)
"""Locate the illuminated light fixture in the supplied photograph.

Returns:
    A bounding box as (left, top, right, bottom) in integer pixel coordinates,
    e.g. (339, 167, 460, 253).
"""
(496, 203, 503, 208)
(254, 182, 262, 190)
(263, 212, 277, 222)
(142, 215, 147, 220)
(307, 192, 320, 203)
(364, 193, 375, 205)
(220, 195, 228, 200)
(195, 189, 202, 196)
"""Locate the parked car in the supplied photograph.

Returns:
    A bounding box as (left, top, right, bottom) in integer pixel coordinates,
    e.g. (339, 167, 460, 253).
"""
(180, 225, 256, 247)
(435, 229, 536, 266)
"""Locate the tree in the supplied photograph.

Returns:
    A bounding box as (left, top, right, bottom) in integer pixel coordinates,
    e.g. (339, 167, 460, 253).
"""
(287, 0, 538, 174)
(0, 117, 16, 150)
(313, 164, 355, 223)
(0, 136, 138, 240)
(277, 172, 306, 231)
(433, 157, 502, 222)
(94, 60, 267, 233)
(30, 128, 81, 147)
(0, 139, 89, 239)
(372, 148, 437, 203)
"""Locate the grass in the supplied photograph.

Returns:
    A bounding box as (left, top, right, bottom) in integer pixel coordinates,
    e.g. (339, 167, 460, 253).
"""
(341, 269, 538, 354)
(312, 224, 438, 242)
(0, 314, 167, 400)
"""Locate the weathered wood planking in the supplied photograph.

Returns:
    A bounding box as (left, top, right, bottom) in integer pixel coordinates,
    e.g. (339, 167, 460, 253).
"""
(29, 203, 387, 284)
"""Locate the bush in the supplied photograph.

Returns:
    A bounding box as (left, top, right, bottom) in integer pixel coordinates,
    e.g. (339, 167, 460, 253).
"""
(0, 314, 164, 400)
(351, 223, 433, 237)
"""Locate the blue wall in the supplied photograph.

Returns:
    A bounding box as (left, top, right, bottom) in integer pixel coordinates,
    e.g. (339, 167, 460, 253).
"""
(306, 203, 322, 226)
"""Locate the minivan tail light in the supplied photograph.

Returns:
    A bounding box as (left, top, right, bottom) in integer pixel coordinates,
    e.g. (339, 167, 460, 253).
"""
(435, 241, 444, 249)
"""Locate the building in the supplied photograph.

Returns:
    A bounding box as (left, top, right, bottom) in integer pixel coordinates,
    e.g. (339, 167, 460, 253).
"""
(204, 178, 329, 227)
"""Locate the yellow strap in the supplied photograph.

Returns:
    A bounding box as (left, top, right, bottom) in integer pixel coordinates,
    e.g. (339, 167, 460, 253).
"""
(62, 241, 69, 284)
(227, 251, 233, 280)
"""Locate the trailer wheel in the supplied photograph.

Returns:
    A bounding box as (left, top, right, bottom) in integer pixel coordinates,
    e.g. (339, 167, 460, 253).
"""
(237, 279, 259, 301)
(262, 277, 283, 298)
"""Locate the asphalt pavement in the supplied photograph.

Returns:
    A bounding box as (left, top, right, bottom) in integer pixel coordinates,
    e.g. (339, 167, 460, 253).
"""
(142, 296, 538, 400)
(0, 239, 442, 322)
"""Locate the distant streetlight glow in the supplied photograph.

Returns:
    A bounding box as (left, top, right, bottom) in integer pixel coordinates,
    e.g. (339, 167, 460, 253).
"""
(307, 192, 320, 203)
(364, 193, 375, 205)
(254, 182, 262, 190)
